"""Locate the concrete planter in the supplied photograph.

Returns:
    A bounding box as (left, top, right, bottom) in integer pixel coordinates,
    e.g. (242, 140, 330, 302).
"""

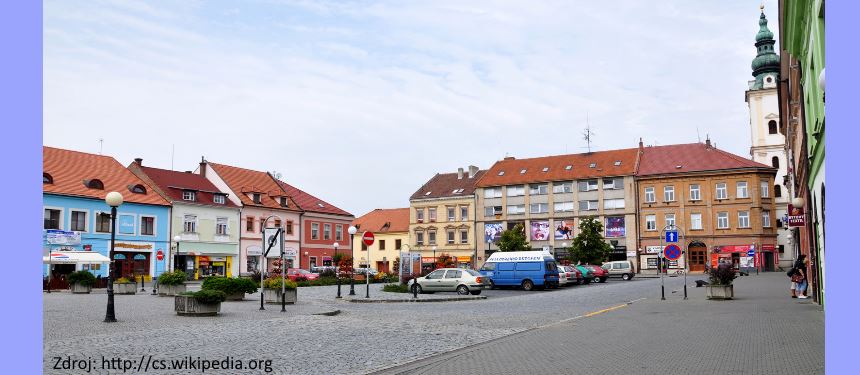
(225, 292, 245, 301)
(263, 288, 297, 304)
(174, 295, 221, 316)
(158, 284, 187, 297)
(114, 283, 137, 295)
(71, 283, 92, 294)
(706, 284, 734, 300)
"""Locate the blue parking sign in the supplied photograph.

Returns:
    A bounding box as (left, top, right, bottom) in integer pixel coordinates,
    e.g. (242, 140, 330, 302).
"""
(665, 231, 678, 243)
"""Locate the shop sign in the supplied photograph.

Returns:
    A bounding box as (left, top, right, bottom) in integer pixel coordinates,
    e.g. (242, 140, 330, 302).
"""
(114, 242, 153, 252)
(626, 250, 637, 257)
(457, 256, 472, 262)
(46, 230, 81, 245)
(246, 246, 262, 256)
(284, 247, 298, 257)
(788, 204, 805, 227)
(646, 258, 658, 269)
(210, 256, 226, 262)
(646, 246, 662, 254)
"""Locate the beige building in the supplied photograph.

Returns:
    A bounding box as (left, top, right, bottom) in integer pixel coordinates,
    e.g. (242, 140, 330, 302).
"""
(350, 208, 409, 273)
(409, 166, 486, 269)
(475, 150, 639, 269)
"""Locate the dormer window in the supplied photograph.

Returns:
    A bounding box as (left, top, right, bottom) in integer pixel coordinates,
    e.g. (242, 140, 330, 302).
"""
(84, 179, 104, 190)
(589, 163, 596, 168)
(252, 193, 261, 204)
(520, 169, 527, 174)
(214, 195, 225, 204)
(498, 171, 505, 176)
(542, 167, 549, 172)
(424, 191, 432, 196)
(280, 197, 289, 207)
(129, 184, 147, 194)
(43, 173, 53, 184)
(565, 165, 572, 170)
(614, 161, 622, 166)
(317, 203, 325, 208)
(182, 191, 196, 201)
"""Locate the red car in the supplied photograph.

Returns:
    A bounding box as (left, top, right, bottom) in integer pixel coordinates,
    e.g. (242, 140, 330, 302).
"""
(286, 268, 319, 281)
(585, 265, 608, 283)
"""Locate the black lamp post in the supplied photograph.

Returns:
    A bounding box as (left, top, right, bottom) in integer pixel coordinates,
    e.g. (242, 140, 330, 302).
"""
(104, 191, 123, 323)
(334, 242, 341, 298)
(348, 226, 358, 296)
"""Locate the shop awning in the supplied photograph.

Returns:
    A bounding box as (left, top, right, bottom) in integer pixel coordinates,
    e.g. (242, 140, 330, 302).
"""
(43, 251, 111, 264)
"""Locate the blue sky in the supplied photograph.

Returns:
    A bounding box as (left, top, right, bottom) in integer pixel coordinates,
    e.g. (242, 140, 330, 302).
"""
(44, 0, 779, 217)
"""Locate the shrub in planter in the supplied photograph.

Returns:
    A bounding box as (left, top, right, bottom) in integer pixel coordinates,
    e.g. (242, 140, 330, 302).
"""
(706, 264, 737, 300)
(262, 277, 298, 304)
(175, 290, 226, 316)
(67, 271, 95, 293)
(383, 283, 410, 293)
(158, 270, 188, 296)
(318, 269, 337, 278)
(202, 277, 258, 300)
(113, 277, 137, 295)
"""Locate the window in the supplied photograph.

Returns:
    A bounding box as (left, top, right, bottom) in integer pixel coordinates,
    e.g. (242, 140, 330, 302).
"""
(589, 163, 596, 168)
(663, 186, 675, 202)
(520, 169, 527, 174)
(183, 214, 197, 233)
(70, 211, 87, 232)
(216, 217, 228, 235)
(252, 193, 261, 204)
(690, 213, 702, 230)
(553, 201, 574, 212)
(645, 187, 655, 202)
(323, 224, 331, 240)
(530, 203, 549, 214)
(565, 165, 572, 170)
(246, 217, 254, 232)
(760, 182, 769, 198)
(311, 223, 319, 240)
(507, 185, 525, 197)
(96, 212, 111, 233)
(553, 182, 573, 194)
(395, 239, 402, 250)
(717, 212, 729, 229)
(416, 208, 424, 223)
(362, 242, 367, 251)
(130, 184, 146, 194)
(715, 183, 727, 200)
(428, 231, 436, 245)
(445, 270, 462, 279)
(280, 197, 289, 207)
(614, 161, 622, 166)
(85, 179, 104, 190)
(43, 173, 53, 184)
(460, 206, 468, 221)
(274, 219, 281, 229)
(738, 211, 750, 228)
(645, 215, 656, 231)
(689, 184, 701, 201)
(762, 211, 771, 227)
(286, 221, 293, 235)
(603, 199, 625, 210)
(335, 225, 342, 241)
(737, 182, 749, 198)
(447, 230, 455, 244)
(484, 187, 502, 199)
(460, 230, 468, 244)
(529, 184, 548, 195)
(141, 216, 154, 235)
(44, 209, 60, 229)
(507, 205, 526, 215)
(768, 120, 778, 134)
(485, 206, 503, 217)
(447, 207, 455, 221)
(379, 240, 386, 250)
(578, 200, 599, 211)
(182, 191, 196, 201)
(428, 208, 437, 222)
(774, 185, 782, 197)
(665, 214, 675, 228)
(578, 180, 598, 192)
(498, 171, 505, 176)
(214, 195, 225, 204)
(772, 156, 780, 169)
(416, 232, 424, 245)
(603, 178, 623, 190)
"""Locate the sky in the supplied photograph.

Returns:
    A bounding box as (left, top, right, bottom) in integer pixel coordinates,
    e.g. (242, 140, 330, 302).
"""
(43, 0, 779, 218)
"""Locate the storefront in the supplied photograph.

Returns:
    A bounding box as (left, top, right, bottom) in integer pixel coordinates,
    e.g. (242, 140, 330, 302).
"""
(710, 244, 777, 272)
(113, 242, 156, 280)
(174, 253, 234, 279)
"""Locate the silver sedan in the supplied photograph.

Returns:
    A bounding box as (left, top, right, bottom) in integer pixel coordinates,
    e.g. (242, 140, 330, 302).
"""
(408, 268, 490, 295)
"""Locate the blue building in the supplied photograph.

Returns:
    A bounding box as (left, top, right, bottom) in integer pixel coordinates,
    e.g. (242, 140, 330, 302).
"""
(43, 146, 171, 281)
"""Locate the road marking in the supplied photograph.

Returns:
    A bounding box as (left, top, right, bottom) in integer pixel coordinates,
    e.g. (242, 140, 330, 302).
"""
(584, 303, 628, 317)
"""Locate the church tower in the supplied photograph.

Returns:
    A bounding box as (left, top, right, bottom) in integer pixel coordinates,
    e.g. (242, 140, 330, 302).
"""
(745, 5, 791, 268)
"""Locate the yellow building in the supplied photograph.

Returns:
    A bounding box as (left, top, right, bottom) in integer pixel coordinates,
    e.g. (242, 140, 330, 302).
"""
(409, 166, 486, 269)
(350, 208, 410, 273)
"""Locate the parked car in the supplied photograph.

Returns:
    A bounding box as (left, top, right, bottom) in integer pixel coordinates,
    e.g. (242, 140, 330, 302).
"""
(310, 266, 337, 274)
(557, 264, 570, 286)
(601, 260, 635, 280)
(574, 265, 595, 284)
(479, 251, 559, 291)
(558, 265, 582, 286)
(286, 268, 319, 281)
(585, 265, 608, 283)
(564, 265, 583, 285)
(354, 268, 378, 276)
(408, 268, 489, 295)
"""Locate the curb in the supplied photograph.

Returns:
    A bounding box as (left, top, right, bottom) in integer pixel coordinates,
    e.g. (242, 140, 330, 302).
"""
(345, 296, 487, 303)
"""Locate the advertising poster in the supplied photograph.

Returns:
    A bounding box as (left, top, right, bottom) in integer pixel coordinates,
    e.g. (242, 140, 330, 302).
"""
(530, 221, 550, 241)
(605, 216, 625, 238)
(554, 220, 574, 240)
(484, 223, 503, 243)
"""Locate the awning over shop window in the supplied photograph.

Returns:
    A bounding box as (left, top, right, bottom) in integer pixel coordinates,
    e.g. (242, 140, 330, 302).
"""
(43, 251, 111, 264)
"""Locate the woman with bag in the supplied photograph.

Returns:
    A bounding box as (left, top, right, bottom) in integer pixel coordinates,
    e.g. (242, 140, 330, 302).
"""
(790, 254, 808, 299)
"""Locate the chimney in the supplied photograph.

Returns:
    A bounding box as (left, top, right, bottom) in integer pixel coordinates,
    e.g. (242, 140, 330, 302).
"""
(457, 168, 464, 180)
(638, 138, 643, 150)
(503, 156, 515, 161)
(705, 136, 711, 148)
(134, 158, 143, 166)
(199, 156, 207, 177)
(468, 165, 479, 178)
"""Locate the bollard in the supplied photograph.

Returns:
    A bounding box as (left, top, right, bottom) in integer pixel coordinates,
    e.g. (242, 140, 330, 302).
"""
(140, 276, 146, 292)
(412, 278, 418, 299)
(151, 277, 158, 295)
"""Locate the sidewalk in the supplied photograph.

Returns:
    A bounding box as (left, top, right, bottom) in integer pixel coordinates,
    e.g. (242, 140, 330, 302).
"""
(374, 272, 824, 375)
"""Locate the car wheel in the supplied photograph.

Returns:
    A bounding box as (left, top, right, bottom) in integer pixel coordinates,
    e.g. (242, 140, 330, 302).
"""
(622, 274, 631, 281)
(522, 280, 534, 291)
(456, 285, 470, 295)
(489, 280, 497, 290)
(414, 284, 424, 294)
(470, 290, 482, 295)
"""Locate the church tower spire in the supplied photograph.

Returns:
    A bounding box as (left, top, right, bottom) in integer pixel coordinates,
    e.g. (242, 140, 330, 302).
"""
(750, 5, 779, 90)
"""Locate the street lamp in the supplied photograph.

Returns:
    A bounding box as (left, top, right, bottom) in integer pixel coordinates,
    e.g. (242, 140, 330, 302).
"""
(432, 246, 437, 269)
(348, 226, 358, 296)
(104, 191, 123, 323)
(334, 242, 341, 298)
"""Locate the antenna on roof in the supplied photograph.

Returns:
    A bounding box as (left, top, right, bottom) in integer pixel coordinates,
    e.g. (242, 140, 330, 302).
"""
(98, 138, 103, 155)
(171, 144, 175, 170)
(582, 112, 594, 153)
(696, 127, 701, 143)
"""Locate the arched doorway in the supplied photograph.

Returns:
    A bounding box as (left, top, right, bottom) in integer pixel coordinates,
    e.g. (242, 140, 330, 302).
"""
(688, 241, 707, 272)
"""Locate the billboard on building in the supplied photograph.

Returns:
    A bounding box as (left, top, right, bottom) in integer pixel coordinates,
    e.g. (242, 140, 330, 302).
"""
(530, 221, 550, 241)
(484, 223, 503, 243)
(554, 220, 574, 240)
(605, 216, 626, 238)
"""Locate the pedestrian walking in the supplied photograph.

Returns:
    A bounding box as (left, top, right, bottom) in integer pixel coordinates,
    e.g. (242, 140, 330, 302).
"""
(789, 254, 809, 299)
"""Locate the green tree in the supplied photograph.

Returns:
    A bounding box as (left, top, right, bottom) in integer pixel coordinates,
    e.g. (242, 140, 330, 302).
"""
(569, 217, 612, 264)
(496, 224, 531, 252)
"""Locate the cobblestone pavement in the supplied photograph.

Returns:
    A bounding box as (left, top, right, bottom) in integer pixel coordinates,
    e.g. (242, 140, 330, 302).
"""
(45, 275, 799, 374)
(374, 272, 825, 375)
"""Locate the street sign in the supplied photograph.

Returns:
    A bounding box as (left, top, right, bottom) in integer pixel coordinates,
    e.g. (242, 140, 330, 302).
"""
(747, 249, 755, 257)
(362, 231, 375, 246)
(156, 250, 164, 261)
(663, 244, 681, 261)
(665, 231, 678, 243)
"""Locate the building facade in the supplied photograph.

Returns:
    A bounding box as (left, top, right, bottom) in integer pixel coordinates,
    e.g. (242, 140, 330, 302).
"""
(475, 150, 639, 269)
(43, 147, 171, 281)
(409, 166, 485, 269)
(745, 7, 792, 268)
(636, 142, 779, 274)
(128, 159, 241, 280)
(351, 208, 410, 273)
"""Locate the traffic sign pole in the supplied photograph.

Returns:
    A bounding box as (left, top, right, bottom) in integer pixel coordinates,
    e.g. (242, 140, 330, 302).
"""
(362, 232, 375, 299)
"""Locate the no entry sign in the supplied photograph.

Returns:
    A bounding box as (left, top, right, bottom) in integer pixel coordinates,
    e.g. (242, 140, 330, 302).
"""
(663, 244, 681, 261)
(362, 231, 375, 247)
(156, 250, 164, 261)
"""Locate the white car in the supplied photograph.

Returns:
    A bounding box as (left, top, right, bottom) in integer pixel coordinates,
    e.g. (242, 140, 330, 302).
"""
(601, 261, 635, 280)
(408, 268, 489, 295)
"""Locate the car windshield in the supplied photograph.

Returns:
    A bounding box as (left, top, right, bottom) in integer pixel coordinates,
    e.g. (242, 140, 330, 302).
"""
(480, 262, 496, 271)
(464, 269, 481, 276)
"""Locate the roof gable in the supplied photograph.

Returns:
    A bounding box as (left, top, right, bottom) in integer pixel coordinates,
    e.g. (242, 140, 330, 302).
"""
(636, 143, 775, 176)
(410, 170, 487, 200)
(207, 162, 299, 210)
(352, 208, 410, 233)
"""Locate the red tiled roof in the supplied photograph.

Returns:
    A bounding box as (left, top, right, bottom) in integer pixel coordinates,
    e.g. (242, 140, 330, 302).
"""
(637, 143, 774, 176)
(42, 146, 169, 206)
(207, 162, 299, 211)
(352, 208, 410, 233)
(276, 180, 353, 217)
(133, 165, 239, 208)
(410, 169, 487, 200)
(476, 148, 639, 187)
